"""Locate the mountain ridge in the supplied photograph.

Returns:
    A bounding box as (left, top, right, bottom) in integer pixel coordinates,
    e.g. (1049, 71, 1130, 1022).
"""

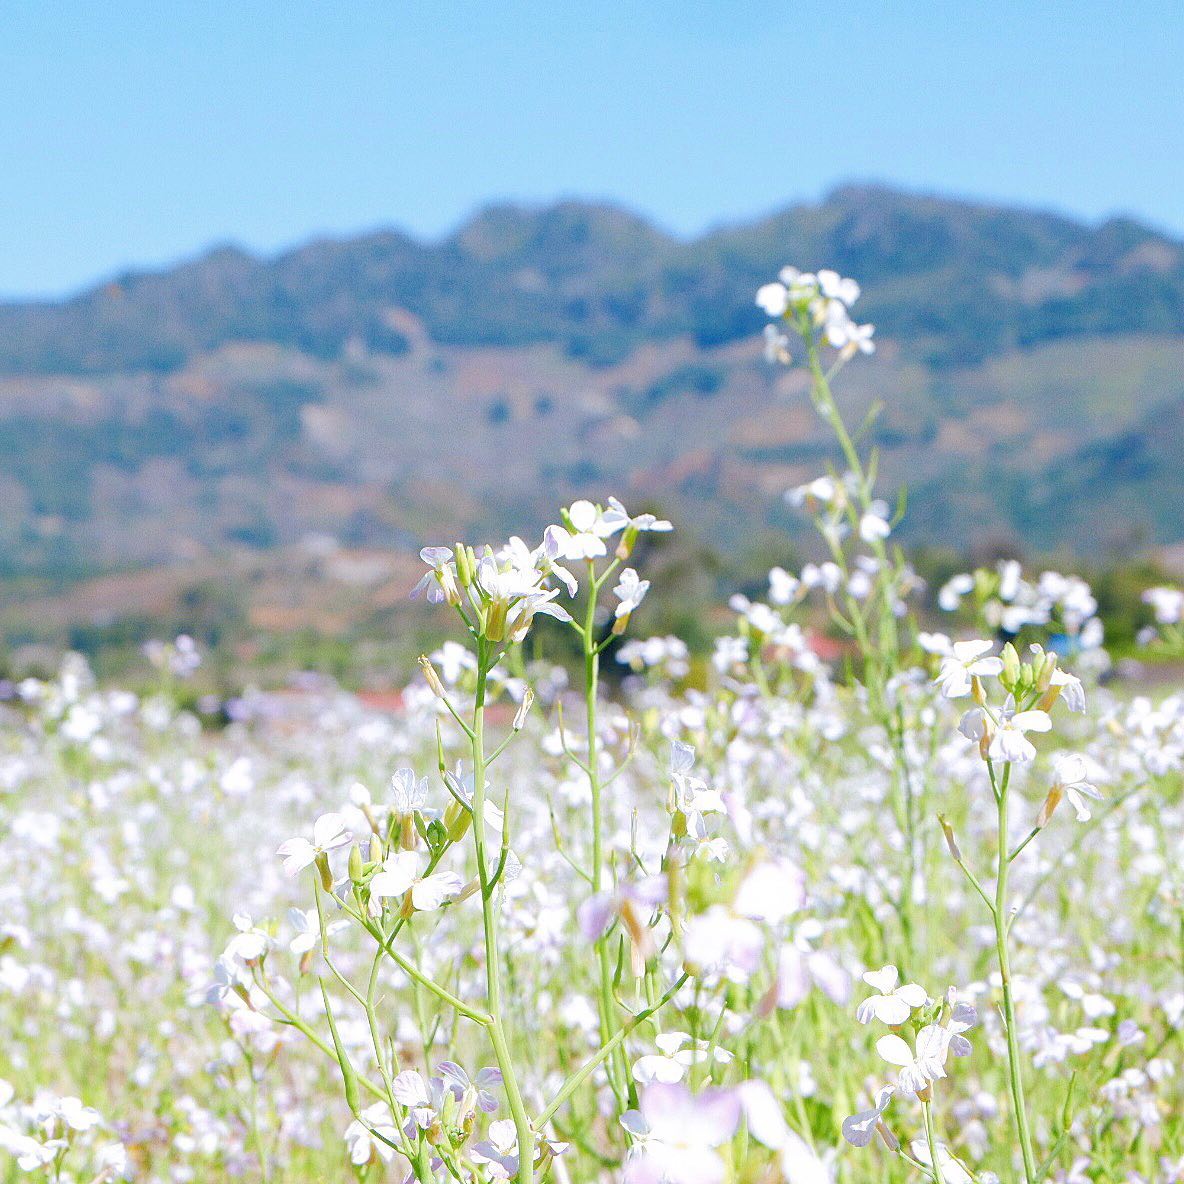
(1, 183, 1183, 611)
(3, 184, 1181, 374)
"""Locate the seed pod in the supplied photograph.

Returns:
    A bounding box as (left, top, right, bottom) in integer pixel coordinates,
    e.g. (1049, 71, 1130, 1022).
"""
(319, 981, 360, 1115)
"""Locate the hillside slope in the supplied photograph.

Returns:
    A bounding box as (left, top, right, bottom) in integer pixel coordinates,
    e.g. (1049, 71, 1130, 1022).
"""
(1, 184, 1183, 593)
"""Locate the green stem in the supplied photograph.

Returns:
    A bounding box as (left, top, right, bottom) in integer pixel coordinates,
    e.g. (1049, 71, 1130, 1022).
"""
(583, 561, 631, 1108)
(536, 973, 689, 1128)
(472, 645, 536, 1184)
(921, 1099, 947, 1184)
(992, 764, 1038, 1184)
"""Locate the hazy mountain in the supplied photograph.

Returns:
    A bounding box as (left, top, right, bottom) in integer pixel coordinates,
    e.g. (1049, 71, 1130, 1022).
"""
(2, 183, 1183, 603)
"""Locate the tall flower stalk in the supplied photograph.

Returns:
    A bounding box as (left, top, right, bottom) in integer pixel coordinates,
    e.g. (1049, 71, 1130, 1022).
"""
(470, 637, 537, 1184)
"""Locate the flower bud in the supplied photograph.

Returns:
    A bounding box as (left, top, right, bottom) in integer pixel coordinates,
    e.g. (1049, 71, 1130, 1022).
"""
(348, 844, 364, 883)
(315, 851, 334, 892)
(1000, 642, 1020, 689)
(1036, 650, 1058, 692)
(444, 800, 472, 842)
(513, 687, 535, 732)
(454, 542, 473, 588)
(400, 813, 418, 851)
(369, 833, 383, 863)
(484, 598, 509, 643)
(938, 814, 961, 861)
(1036, 786, 1063, 828)
(418, 655, 446, 698)
(437, 564, 462, 607)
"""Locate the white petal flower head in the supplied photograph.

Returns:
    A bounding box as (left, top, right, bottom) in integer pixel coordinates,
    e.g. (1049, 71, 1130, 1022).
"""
(546, 500, 617, 561)
(1052, 753, 1104, 821)
(816, 269, 860, 307)
(944, 987, 978, 1057)
(764, 324, 792, 364)
(1050, 666, 1087, 713)
(756, 282, 790, 317)
(876, 1024, 951, 1094)
(856, 965, 928, 1025)
(935, 640, 1003, 699)
(842, 1085, 895, 1147)
(614, 568, 650, 619)
(859, 510, 890, 543)
(988, 697, 1052, 763)
(621, 1082, 741, 1184)
(603, 496, 672, 535)
(369, 851, 463, 912)
(276, 812, 351, 875)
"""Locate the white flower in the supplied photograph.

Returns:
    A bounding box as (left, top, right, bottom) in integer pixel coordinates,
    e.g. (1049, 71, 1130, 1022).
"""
(471, 1118, 519, 1179)
(1051, 754, 1104, 821)
(54, 1096, 102, 1131)
(411, 546, 460, 603)
(768, 567, 799, 605)
(344, 1102, 400, 1165)
(1050, 667, 1086, 713)
(910, 1138, 974, 1184)
(223, 913, 271, 965)
(276, 813, 351, 875)
(876, 1024, 952, 1093)
(392, 1071, 445, 1129)
(816, 269, 860, 307)
(859, 507, 891, 542)
(918, 631, 953, 655)
(935, 640, 1003, 699)
(763, 324, 791, 364)
(856, 965, 928, 1025)
(614, 568, 650, 619)
(842, 1085, 895, 1147)
(944, 988, 978, 1056)
(756, 282, 790, 317)
(602, 497, 673, 536)
(733, 861, 805, 925)
(938, 573, 975, 611)
(1143, 586, 1184, 625)
(620, 1083, 741, 1184)
(632, 1033, 733, 1086)
(288, 907, 347, 955)
(988, 697, 1052, 763)
(369, 851, 464, 912)
(389, 768, 429, 814)
(546, 500, 618, 560)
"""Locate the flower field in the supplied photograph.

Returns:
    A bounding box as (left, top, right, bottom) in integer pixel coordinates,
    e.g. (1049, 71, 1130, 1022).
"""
(1, 270, 1182, 1184)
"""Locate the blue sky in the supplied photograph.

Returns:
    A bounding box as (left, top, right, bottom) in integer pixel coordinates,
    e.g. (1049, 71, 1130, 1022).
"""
(2, 1, 1181, 298)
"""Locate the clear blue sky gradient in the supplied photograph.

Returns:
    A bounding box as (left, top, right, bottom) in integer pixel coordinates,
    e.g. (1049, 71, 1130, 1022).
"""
(2, 1, 1182, 298)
